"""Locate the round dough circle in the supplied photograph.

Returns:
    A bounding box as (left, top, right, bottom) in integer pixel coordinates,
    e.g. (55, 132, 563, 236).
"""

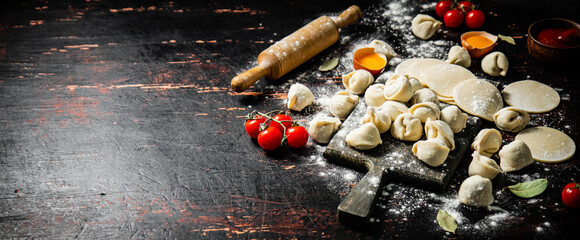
(453, 79, 503, 121)
(395, 58, 445, 81)
(515, 126, 576, 163)
(502, 80, 560, 113)
(421, 63, 476, 98)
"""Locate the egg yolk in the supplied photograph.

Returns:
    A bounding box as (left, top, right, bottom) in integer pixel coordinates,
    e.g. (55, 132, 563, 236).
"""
(356, 53, 386, 70)
(465, 35, 494, 48)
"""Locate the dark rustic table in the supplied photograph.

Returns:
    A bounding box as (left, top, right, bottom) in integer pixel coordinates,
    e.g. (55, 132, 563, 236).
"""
(1, 0, 579, 239)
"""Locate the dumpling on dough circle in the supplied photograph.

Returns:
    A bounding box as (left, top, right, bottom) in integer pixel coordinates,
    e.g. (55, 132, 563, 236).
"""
(481, 51, 509, 77)
(342, 69, 374, 95)
(330, 90, 359, 120)
(458, 175, 494, 207)
(499, 140, 534, 172)
(391, 113, 422, 141)
(453, 78, 503, 121)
(440, 106, 468, 133)
(287, 83, 314, 111)
(468, 151, 501, 180)
(471, 128, 502, 157)
(308, 116, 341, 144)
(362, 106, 392, 133)
(384, 74, 414, 102)
(364, 83, 387, 107)
(346, 122, 382, 150)
(493, 107, 530, 132)
(412, 140, 450, 167)
(411, 14, 442, 40)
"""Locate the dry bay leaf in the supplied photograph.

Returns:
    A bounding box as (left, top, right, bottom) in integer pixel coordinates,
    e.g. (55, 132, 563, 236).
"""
(436, 209, 457, 234)
(507, 178, 548, 198)
(319, 57, 339, 71)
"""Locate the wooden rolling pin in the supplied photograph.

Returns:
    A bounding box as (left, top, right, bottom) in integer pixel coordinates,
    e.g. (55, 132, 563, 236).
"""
(231, 5, 362, 92)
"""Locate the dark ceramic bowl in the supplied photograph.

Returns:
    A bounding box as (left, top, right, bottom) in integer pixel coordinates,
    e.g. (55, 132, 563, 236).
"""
(527, 18, 580, 64)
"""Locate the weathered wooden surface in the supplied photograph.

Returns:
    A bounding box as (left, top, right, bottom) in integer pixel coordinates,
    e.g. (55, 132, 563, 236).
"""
(1, 0, 579, 239)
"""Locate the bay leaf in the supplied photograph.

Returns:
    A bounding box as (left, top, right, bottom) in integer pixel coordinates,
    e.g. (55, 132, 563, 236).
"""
(498, 34, 516, 45)
(507, 178, 548, 198)
(319, 57, 339, 71)
(436, 209, 457, 234)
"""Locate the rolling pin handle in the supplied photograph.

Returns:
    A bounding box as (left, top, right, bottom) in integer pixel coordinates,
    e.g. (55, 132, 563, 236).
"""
(337, 165, 389, 228)
(333, 5, 362, 29)
(231, 64, 271, 92)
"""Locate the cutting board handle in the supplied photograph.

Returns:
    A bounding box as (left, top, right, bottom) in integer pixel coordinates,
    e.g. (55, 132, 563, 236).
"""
(337, 165, 389, 228)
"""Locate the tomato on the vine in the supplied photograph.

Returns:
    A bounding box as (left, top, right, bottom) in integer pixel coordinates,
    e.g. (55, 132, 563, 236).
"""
(444, 9, 464, 28)
(245, 115, 266, 138)
(562, 179, 580, 208)
(458, 1, 475, 12)
(271, 114, 293, 134)
(465, 9, 485, 29)
(285, 126, 308, 148)
(258, 127, 283, 151)
(435, 0, 454, 18)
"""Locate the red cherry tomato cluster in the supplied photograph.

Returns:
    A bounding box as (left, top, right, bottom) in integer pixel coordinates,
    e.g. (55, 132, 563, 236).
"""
(245, 110, 308, 150)
(435, 0, 485, 29)
(562, 178, 580, 208)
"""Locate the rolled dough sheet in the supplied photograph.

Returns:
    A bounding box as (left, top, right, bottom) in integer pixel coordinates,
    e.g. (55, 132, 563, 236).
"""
(395, 58, 445, 83)
(422, 63, 476, 98)
(501, 80, 560, 113)
(515, 126, 576, 163)
(453, 78, 503, 121)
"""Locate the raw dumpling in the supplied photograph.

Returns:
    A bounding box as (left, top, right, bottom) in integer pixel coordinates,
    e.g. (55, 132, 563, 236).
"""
(330, 90, 359, 120)
(346, 122, 382, 150)
(440, 106, 468, 133)
(384, 74, 414, 102)
(411, 14, 442, 40)
(471, 128, 502, 157)
(409, 102, 440, 123)
(458, 175, 494, 207)
(499, 140, 534, 172)
(362, 106, 392, 133)
(368, 39, 397, 61)
(481, 51, 509, 77)
(391, 113, 423, 141)
(378, 101, 409, 121)
(493, 107, 529, 132)
(410, 88, 439, 105)
(412, 140, 450, 167)
(287, 83, 314, 111)
(343, 69, 374, 95)
(424, 119, 455, 150)
(308, 116, 341, 144)
(408, 77, 423, 93)
(446, 46, 471, 68)
(364, 83, 387, 107)
(468, 151, 501, 180)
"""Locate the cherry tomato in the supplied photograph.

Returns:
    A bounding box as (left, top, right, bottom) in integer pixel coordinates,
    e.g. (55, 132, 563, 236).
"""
(444, 9, 464, 28)
(270, 114, 293, 134)
(285, 126, 308, 148)
(562, 179, 580, 208)
(257, 127, 283, 151)
(435, 0, 454, 18)
(465, 10, 485, 29)
(458, 1, 475, 12)
(245, 115, 266, 138)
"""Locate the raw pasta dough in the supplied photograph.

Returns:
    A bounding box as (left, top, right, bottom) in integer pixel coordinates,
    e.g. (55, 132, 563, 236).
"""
(330, 90, 359, 120)
(287, 83, 314, 111)
(391, 113, 423, 141)
(468, 151, 501, 180)
(498, 140, 534, 172)
(346, 122, 382, 150)
(481, 51, 508, 77)
(453, 78, 503, 121)
(394, 58, 446, 81)
(446, 46, 471, 68)
(440, 106, 468, 133)
(471, 128, 502, 157)
(515, 126, 576, 163)
(458, 175, 494, 207)
(493, 107, 529, 132)
(412, 140, 450, 167)
(343, 69, 374, 95)
(422, 63, 477, 98)
(364, 84, 387, 107)
(411, 14, 442, 40)
(501, 80, 560, 113)
(308, 116, 341, 144)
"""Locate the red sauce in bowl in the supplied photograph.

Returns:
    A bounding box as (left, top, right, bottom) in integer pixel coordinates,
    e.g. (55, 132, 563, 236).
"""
(537, 28, 580, 48)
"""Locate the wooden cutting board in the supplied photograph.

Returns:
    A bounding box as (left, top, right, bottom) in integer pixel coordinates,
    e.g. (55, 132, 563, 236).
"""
(323, 102, 482, 228)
